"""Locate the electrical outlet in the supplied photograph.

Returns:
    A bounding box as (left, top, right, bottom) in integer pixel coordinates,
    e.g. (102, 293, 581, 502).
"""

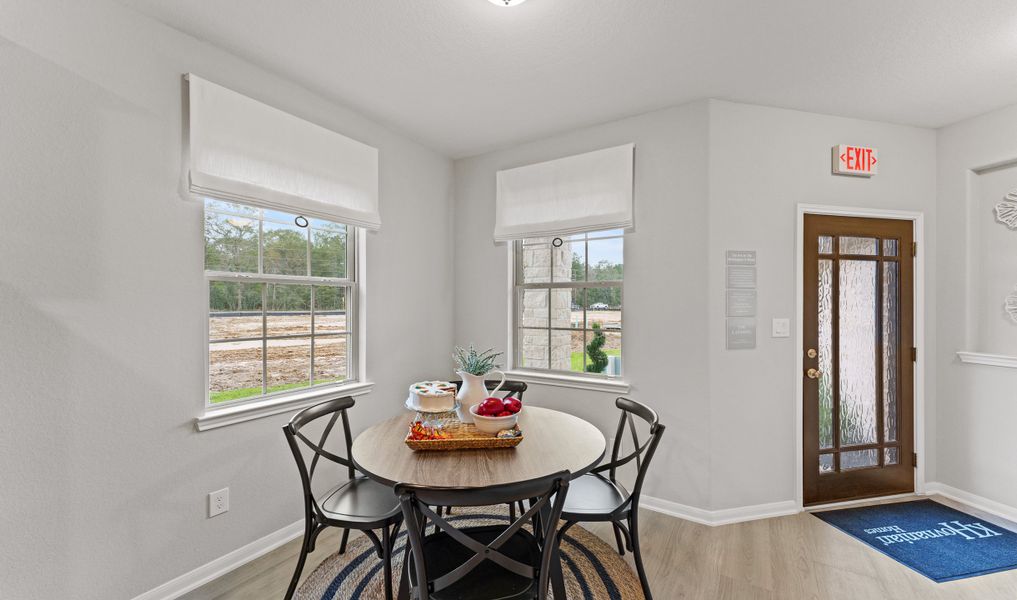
(209, 487, 229, 518)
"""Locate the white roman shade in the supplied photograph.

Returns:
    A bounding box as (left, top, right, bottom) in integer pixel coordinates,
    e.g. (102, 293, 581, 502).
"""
(494, 143, 634, 241)
(186, 74, 380, 229)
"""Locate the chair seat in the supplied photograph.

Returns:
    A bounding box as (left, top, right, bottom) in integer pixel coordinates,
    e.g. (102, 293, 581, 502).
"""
(561, 473, 629, 519)
(318, 477, 400, 525)
(409, 525, 540, 600)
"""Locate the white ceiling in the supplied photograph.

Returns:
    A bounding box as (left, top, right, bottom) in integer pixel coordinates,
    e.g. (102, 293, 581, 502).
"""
(120, 0, 1017, 158)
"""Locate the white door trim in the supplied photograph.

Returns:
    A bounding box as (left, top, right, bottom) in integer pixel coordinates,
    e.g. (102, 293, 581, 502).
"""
(794, 204, 926, 510)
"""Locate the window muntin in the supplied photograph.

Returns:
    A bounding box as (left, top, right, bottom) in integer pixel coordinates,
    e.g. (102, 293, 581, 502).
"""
(205, 199, 356, 405)
(513, 230, 623, 377)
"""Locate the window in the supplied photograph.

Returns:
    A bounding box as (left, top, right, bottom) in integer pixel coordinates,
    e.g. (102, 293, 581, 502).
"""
(513, 229, 623, 377)
(204, 199, 357, 405)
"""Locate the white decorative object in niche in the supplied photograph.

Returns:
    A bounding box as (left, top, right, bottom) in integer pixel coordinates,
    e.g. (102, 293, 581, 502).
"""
(994, 191, 1017, 230)
(1007, 287, 1017, 324)
(958, 168, 1017, 367)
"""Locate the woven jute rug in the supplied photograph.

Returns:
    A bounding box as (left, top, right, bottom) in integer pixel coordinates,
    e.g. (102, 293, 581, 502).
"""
(296, 506, 645, 600)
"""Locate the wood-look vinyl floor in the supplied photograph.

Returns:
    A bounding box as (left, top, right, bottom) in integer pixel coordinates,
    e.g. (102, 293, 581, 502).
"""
(181, 495, 1017, 600)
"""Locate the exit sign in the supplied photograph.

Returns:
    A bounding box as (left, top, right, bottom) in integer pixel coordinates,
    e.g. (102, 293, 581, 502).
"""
(832, 145, 878, 177)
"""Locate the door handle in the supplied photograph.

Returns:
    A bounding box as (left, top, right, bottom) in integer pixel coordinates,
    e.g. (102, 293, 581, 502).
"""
(806, 368, 822, 379)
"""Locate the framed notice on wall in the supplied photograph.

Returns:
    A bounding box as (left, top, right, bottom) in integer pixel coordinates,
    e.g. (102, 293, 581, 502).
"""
(726, 290, 756, 317)
(726, 318, 756, 350)
(725, 251, 757, 349)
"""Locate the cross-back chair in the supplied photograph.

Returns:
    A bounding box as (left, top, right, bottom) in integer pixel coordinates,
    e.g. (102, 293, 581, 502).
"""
(395, 471, 569, 600)
(556, 397, 665, 600)
(283, 397, 403, 600)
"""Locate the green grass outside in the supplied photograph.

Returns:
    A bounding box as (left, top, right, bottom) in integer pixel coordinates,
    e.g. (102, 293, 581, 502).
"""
(570, 349, 621, 373)
(211, 378, 345, 404)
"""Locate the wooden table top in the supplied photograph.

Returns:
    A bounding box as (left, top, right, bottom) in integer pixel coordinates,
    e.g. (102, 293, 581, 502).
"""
(351, 406, 606, 488)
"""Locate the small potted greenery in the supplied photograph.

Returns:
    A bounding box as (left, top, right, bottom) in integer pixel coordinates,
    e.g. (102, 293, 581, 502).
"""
(452, 344, 505, 423)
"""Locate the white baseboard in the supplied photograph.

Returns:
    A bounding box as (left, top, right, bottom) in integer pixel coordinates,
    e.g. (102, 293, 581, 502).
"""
(640, 484, 1017, 529)
(640, 495, 800, 527)
(925, 482, 1017, 526)
(131, 519, 303, 600)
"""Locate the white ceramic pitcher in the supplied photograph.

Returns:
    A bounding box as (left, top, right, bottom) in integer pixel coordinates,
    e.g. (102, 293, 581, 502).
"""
(455, 370, 505, 423)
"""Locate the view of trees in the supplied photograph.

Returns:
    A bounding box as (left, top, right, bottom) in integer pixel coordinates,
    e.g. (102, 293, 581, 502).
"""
(207, 281, 347, 316)
(205, 213, 258, 274)
(204, 209, 347, 312)
(571, 252, 623, 307)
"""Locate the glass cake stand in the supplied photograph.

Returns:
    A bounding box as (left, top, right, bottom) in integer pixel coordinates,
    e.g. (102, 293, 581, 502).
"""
(405, 396, 460, 429)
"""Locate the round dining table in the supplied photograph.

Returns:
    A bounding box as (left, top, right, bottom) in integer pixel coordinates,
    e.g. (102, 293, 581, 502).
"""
(351, 405, 606, 599)
(351, 405, 607, 488)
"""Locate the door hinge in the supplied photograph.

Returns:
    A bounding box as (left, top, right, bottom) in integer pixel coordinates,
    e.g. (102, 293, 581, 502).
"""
(912, 452, 918, 468)
(911, 347, 917, 362)
(912, 242, 917, 257)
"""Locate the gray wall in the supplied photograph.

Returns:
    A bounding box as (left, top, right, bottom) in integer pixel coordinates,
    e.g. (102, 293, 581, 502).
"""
(936, 104, 1017, 510)
(452, 99, 938, 512)
(9, 0, 1016, 595)
(0, 1, 453, 598)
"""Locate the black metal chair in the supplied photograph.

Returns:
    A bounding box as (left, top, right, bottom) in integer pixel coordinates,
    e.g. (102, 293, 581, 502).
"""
(556, 397, 665, 600)
(395, 471, 570, 600)
(283, 397, 403, 600)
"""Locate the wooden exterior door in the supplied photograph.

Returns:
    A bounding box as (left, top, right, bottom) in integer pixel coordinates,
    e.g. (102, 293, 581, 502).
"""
(803, 215, 915, 505)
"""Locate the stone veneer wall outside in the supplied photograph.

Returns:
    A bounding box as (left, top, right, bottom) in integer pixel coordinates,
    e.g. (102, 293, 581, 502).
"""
(519, 239, 574, 371)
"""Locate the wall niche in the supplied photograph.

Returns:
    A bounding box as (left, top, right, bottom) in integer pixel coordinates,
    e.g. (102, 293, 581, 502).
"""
(960, 161, 1017, 366)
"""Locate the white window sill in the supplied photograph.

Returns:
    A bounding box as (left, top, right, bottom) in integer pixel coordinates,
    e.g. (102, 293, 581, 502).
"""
(504, 370, 630, 394)
(957, 351, 1017, 369)
(195, 381, 374, 431)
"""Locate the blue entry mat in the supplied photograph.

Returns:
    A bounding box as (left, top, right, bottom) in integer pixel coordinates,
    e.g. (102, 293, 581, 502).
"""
(813, 499, 1017, 582)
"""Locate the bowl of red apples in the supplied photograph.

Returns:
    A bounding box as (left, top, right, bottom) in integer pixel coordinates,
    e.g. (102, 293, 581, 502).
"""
(469, 396, 523, 434)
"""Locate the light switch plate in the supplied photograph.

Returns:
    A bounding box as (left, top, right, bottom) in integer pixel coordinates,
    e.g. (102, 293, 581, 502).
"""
(771, 318, 790, 338)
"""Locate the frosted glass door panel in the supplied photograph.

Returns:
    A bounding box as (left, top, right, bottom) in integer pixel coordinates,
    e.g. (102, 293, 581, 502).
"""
(883, 262, 900, 443)
(819, 454, 834, 474)
(839, 237, 879, 255)
(818, 236, 834, 254)
(817, 259, 834, 450)
(838, 260, 878, 447)
(841, 448, 879, 470)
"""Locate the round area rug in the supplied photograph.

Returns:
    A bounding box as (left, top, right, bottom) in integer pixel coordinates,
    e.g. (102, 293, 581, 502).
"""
(296, 506, 645, 600)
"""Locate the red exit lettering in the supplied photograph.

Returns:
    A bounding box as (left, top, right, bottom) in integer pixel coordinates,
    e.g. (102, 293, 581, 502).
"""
(833, 145, 878, 177)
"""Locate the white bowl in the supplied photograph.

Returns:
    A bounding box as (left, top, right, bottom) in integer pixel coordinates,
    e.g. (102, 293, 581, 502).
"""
(469, 404, 521, 434)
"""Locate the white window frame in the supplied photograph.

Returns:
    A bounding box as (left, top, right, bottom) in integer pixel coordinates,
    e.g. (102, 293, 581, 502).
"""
(197, 201, 371, 431)
(504, 232, 630, 394)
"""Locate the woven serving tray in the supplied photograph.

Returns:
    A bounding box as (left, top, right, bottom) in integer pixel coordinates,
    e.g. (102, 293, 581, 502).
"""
(404, 421, 523, 451)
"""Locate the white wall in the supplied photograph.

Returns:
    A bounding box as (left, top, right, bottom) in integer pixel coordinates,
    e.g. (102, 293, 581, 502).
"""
(453, 102, 714, 509)
(935, 104, 1017, 510)
(453, 99, 938, 512)
(707, 100, 937, 509)
(0, 1, 453, 598)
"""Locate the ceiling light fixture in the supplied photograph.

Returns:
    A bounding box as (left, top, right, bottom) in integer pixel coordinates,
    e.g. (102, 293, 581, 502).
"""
(488, 0, 527, 6)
